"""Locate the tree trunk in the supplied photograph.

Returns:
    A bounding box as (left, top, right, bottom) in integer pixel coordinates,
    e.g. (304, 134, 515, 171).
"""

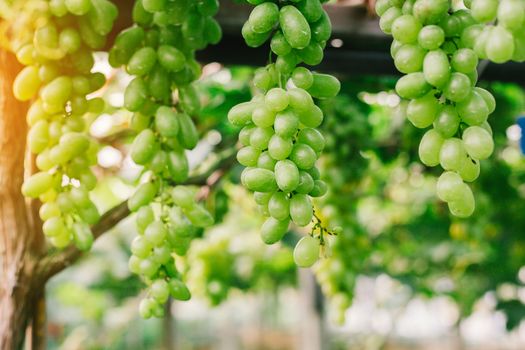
(0, 49, 45, 350)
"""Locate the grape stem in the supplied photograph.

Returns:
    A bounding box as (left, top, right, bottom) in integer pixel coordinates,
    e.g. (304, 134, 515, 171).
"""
(37, 145, 238, 281)
(311, 209, 339, 247)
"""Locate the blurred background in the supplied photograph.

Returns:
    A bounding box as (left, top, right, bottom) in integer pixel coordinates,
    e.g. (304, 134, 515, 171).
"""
(42, 54, 525, 349)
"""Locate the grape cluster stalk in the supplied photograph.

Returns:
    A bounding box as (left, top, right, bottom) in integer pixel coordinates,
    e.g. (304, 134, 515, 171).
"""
(13, 0, 117, 249)
(377, 0, 525, 217)
(109, 0, 222, 318)
(228, 0, 341, 267)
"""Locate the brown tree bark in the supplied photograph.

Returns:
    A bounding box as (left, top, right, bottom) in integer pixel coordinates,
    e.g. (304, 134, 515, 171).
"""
(0, 48, 46, 350)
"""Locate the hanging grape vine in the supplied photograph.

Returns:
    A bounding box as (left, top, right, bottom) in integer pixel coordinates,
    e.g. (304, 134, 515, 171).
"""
(228, 0, 341, 267)
(109, 0, 222, 318)
(377, 0, 525, 217)
(14, 0, 117, 249)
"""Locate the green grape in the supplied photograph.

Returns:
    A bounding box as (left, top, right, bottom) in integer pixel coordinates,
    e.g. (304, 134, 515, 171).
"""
(436, 171, 464, 202)
(261, 217, 289, 244)
(274, 110, 299, 137)
(447, 184, 475, 217)
(275, 160, 300, 193)
(412, 0, 449, 24)
(280, 5, 311, 49)
(309, 180, 327, 197)
(444, 73, 472, 102)
(395, 72, 431, 99)
(471, 0, 499, 23)
(249, 2, 279, 33)
(486, 25, 515, 63)
(296, 0, 323, 23)
(22, 172, 54, 198)
(169, 280, 191, 301)
(228, 101, 258, 126)
(451, 48, 478, 74)
(406, 93, 440, 128)
(418, 25, 445, 49)
(297, 104, 324, 128)
(292, 67, 314, 89)
(307, 74, 341, 99)
(419, 129, 444, 166)
(380, 7, 402, 34)
(145, 221, 167, 246)
(28, 120, 50, 154)
(461, 24, 483, 48)
(241, 168, 278, 192)
(290, 194, 313, 227)
(392, 15, 422, 44)
(184, 205, 214, 227)
(296, 171, 315, 194)
(167, 151, 190, 183)
(459, 158, 480, 182)
(268, 135, 293, 160)
(177, 113, 199, 150)
(394, 44, 426, 73)
(375, 0, 393, 16)
(136, 206, 155, 233)
(127, 47, 157, 76)
(155, 106, 180, 137)
(290, 143, 317, 170)
(288, 88, 314, 112)
(268, 192, 291, 221)
(43, 217, 67, 237)
(423, 49, 450, 87)
(391, 39, 404, 57)
(297, 42, 324, 65)
(474, 87, 496, 114)
(497, 0, 525, 30)
(250, 127, 274, 151)
(128, 183, 158, 212)
(150, 279, 170, 303)
(293, 235, 320, 267)
(131, 129, 158, 165)
(257, 151, 277, 170)
(310, 10, 331, 42)
(298, 128, 325, 153)
(131, 236, 153, 259)
(242, 21, 272, 47)
(237, 146, 260, 167)
(433, 105, 460, 138)
(13, 66, 41, 101)
(124, 78, 148, 112)
(271, 31, 293, 56)
(39, 202, 61, 221)
(265, 88, 290, 112)
(439, 138, 468, 171)
(462, 126, 494, 160)
(252, 105, 276, 128)
(456, 90, 489, 125)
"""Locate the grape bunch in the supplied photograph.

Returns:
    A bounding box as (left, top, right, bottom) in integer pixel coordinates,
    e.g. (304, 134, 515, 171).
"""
(376, 0, 512, 217)
(13, 0, 117, 249)
(228, 0, 340, 267)
(110, 0, 221, 318)
(464, 0, 525, 63)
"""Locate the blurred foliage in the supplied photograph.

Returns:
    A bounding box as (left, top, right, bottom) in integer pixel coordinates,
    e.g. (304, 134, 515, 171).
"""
(315, 76, 525, 327)
(47, 65, 525, 348)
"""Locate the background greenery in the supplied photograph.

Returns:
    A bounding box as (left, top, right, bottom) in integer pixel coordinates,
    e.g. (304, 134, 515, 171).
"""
(42, 61, 525, 349)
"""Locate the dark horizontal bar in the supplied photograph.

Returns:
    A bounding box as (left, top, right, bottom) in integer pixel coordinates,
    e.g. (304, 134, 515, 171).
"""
(197, 1, 525, 85)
